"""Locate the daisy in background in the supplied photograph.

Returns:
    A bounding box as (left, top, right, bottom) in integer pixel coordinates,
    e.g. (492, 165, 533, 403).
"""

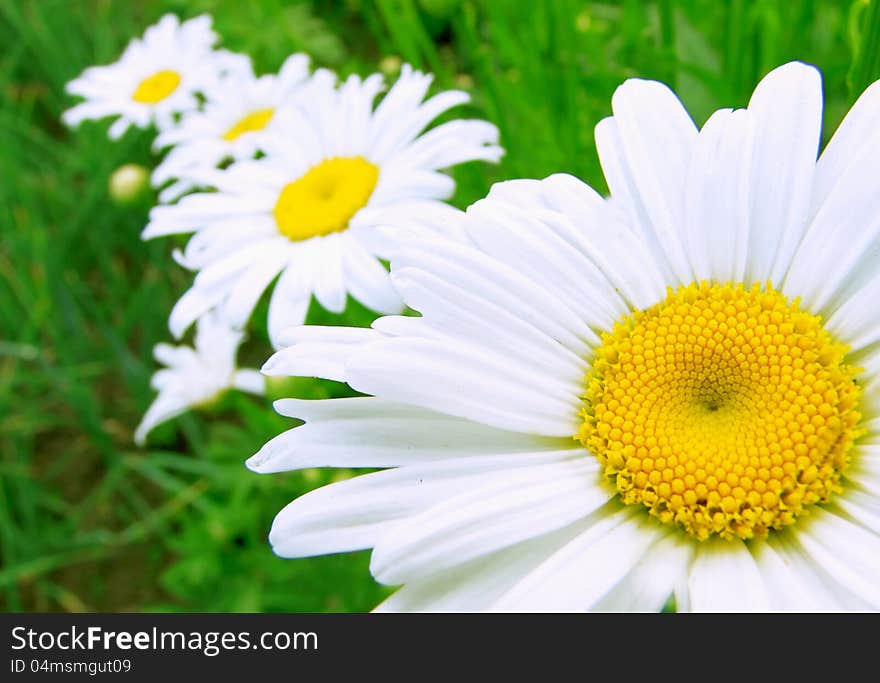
(135, 311, 264, 446)
(250, 62, 880, 612)
(151, 53, 314, 203)
(143, 65, 503, 347)
(63, 13, 248, 139)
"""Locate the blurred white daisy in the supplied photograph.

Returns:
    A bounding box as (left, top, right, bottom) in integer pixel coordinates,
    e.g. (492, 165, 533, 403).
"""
(249, 62, 880, 612)
(151, 54, 314, 203)
(135, 311, 264, 445)
(63, 14, 247, 139)
(143, 65, 503, 347)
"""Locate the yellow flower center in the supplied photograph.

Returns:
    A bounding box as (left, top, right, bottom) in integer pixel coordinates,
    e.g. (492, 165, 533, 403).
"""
(578, 282, 863, 541)
(273, 156, 379, 241)
(222, 108, 275, 141)
(132, 70, 181, 104)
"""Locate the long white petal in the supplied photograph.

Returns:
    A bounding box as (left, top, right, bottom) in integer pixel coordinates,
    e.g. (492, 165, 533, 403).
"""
(345, 337, 582, 437)
(266, 263, 314, 349)
(489, 508, 663, 612)
(688, 538, 771, 612)
(134, 392, 190, 446)
(682, 108, 754, 283)
(262, 326, 380, 382)
(596, 79, 698, 284)
(790, 509, 880, 608)
(268, 452, 585, 558)
(744, 62, 823, 283)
(247, 396, 578, 472)
(370, 459, 608, 585)
(374, 517, 600, 613)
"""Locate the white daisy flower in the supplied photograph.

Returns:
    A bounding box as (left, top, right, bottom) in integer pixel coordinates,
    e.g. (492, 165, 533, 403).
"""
(63, 14, 248, 139)
(151, 54, 313, 203)
(249, 62, 880, 612)
(142, 65, 503, 348)
(135, 311, 264, 446)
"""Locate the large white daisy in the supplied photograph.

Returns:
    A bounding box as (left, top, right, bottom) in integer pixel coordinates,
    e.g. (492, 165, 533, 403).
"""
(143, 65, 503, 348)
(135, 311, 263, 446)
(63, 14, 247, 139)
(151, 54, 314, 203)
(249, 62, 880, 612)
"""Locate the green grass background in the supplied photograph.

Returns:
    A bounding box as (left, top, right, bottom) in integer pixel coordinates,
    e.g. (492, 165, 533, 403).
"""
(1, 0, 877, 612)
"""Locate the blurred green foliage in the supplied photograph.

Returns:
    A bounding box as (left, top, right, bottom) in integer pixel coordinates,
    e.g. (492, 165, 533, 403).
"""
(0, 0, 876, 612)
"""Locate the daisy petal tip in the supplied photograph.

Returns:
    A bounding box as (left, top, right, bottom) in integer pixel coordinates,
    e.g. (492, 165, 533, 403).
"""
(752, 61, 823, 103)
(133, 420, 150, 448)
(260, 354, 284, 376)
(769, 60, 822, 82)
(367, 550, 398, 586)
(60, 109, 79, 128)
(270, 398, 297, 418)
(612, 76, 674, 106)
(168, 315, 189, 341)
(244, 450, 268, 473)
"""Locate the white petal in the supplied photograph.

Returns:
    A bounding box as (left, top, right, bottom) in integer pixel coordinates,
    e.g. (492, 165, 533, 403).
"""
(352, 201, 468, 259)
(790, 509, 880, 608)
(370, 459, 608, 585)
(261, 326, 380, 382)
(311, 235, 347, 313)
(134, 392, 190, 445)
(247, 396, 578, 472)
(168, 283, 227, 339)
(390, 266, 587, 384)
(833, 489, 880, 537)
(268, 452, 586, 558)
(744, 62, 823, 283)
(143, 191, 272, 239)
(811, 80, 880, 216)
(345, 337, 582, 437)
(370, 168, 455, 204)
(484, 175, 667, 310)
(593, 534, 692, 612)
(341, 238, 403, 315)
(783, 135, 880, 315)
(61, 100, 122, 126)
(750, 538, 837, 611)
(221, 253, 288, 329)
(108, 116, 133, 140)
(688, 538, 771, 612)
(846, 443, 880, 499)
(392, 119, 502, 170)
(682, 108, 754, 282)
(276, 53, 310, 89)
(375, 517, 599, 612)
(392, 238, 599, 353)
(232, 369, 265, 395)
(596, 78, 698, 284)
(463, 197, 629, 332)
(153, 342, 194, 369)
(824, 267, 880, 360)
(266, 264, 313, 349)
(489, 508, 663, 612)
(192, 240, 279, 289)
(768, 531, 870, 610)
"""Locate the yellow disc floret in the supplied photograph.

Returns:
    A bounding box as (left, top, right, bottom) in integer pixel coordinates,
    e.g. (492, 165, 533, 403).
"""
(132, 70, 181, 104)
(273, 156, 379, 241)
(222, 108, 275, 141)
(578, 282, 863, 541)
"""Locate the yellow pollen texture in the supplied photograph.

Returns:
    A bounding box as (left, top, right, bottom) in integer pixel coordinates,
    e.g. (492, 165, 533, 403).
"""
(578, 282, 862, 541)
(273, 156, 379, 241)
(222, 108, 275, 141)
(132, 70, 181, 104)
